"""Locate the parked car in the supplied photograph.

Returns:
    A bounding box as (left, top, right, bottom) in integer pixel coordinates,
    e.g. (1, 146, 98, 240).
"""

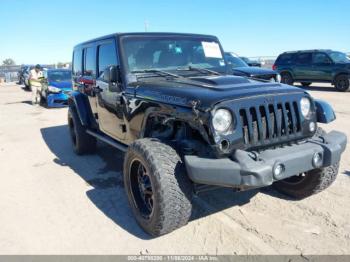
(273, 49, 350, 91)
(240, 56, 262, 67)
(23, 66, 34, 90)
(38, 69, 72, 107)
(225, 52, 280, 82)
(17, 65, 31, 85)
(68, 32, 346, 236)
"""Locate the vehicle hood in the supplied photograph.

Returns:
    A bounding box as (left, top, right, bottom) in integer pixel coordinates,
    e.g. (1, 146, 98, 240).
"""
(232, 67, 276, 76)
(130, 75, 306, 110)
(49, 81, 72, 90)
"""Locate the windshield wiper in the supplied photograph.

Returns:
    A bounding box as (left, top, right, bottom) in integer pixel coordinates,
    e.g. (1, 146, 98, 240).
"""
(177, 66, 221, 76)
(131, 69, 181, 79)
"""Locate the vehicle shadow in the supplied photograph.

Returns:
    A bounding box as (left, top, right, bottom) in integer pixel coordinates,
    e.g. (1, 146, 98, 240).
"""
(41, 124, 260, 239)
(344, 170, 350, 177)
(4, 100, 33, 106)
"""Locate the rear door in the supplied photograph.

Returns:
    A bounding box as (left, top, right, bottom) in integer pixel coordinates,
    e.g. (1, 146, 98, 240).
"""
(311, 52, 333, 81)
(95, 39, 126, 140)
(294, 52, 314, 81)
(80, 45, 98, 115)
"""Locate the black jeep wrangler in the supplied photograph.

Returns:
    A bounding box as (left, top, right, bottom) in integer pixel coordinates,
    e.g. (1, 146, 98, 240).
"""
(68, 33, 347, 236)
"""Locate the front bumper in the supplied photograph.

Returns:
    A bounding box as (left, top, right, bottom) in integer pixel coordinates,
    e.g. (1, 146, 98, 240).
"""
(47, 93, 69, 107)
(184, 131, 347, 188)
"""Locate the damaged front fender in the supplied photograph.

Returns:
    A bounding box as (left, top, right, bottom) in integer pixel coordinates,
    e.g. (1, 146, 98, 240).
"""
(315, 99, 336, 123)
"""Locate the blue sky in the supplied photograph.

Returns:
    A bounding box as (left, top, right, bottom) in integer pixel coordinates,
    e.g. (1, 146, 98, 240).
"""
(1, 0, 349, 64)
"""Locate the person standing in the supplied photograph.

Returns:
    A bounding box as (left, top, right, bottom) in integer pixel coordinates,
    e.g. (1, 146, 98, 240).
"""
(29, 64, 43, 105)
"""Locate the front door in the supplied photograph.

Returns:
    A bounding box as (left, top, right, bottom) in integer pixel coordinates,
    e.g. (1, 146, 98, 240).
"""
(95, 40, 126, 140)
(311, 52, 333, 81)
(294, 52, 314, 81)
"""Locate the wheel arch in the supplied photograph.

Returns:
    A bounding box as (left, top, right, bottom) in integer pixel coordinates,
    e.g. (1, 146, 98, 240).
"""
(280, 69, 295, 79)
(139, 105, 211, 144)
(68, 91, 95, 127)
(332, 72, 349, 84)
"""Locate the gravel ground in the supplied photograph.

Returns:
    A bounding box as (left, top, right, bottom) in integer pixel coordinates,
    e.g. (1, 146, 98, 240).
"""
(0, 83, 349, 255)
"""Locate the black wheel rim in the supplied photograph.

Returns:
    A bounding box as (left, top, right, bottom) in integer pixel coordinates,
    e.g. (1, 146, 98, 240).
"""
(129, 159, 154, 219)
(282, 75, 291, 84)
(68, 115, 77, 146)
(337, 79, 348, 90)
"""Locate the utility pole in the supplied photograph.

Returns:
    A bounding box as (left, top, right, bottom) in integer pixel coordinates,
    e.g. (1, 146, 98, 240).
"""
(145, 20, 149, 32)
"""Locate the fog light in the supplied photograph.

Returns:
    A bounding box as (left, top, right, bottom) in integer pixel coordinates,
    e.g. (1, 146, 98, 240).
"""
(273, 163, 285, 179)
(309, 122, 316, 132)
(312, 152, 323, 167)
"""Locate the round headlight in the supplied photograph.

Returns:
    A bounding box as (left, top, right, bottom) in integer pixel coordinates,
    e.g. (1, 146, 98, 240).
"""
(212, 109, 232, 133)
(300, 97, 311, 117)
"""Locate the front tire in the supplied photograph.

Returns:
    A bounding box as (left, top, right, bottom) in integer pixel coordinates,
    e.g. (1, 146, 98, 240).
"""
(123, 138, 193, 236)
(334, 75, 350, 92)
(67, 106, 96, 155)
(273, 164, 339, 199)
(273, 127, 339, 199)
(281, 72, 294, 85)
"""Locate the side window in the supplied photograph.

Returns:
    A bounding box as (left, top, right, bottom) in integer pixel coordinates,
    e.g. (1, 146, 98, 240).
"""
(296, 53, 312, 65)
(276, 54, 293, 65)
(73, 49, 82, 75)
(313, 53, 329, 64)
(84, 47, 96, 76)
(98, 42, 118, 76)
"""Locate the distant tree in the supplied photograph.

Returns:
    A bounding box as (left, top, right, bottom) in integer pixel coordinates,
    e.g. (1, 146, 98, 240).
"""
(2, 58, 16, 66)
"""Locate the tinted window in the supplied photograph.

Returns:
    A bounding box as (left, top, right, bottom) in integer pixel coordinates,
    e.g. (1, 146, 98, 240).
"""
(225, 55, 248, 68)
(84, 47, 96, 76)
(98, 42, 118, 76)
(313, 53, 330, 64)
(73, 49, 82, 75)
(276, 53, 294, 65)
(48, 70, 72, 82)
(296, 53, 312, 65)
(121, 37, 226, 73)
(329, 51, 350, 63)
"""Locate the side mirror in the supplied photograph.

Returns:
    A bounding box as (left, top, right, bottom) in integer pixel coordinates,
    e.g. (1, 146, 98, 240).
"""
(103, 65, 119, 83)
(103, 66, 121, 92)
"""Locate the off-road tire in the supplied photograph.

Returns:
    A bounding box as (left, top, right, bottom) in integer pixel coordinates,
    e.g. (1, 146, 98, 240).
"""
(273, 127, 339, 199)
(280, 72, 294, 85)
(301, 82, 311, 87)
(123, 138, 193, 236)
(334, 75, 350, 92)
(67, 106, 96, 155)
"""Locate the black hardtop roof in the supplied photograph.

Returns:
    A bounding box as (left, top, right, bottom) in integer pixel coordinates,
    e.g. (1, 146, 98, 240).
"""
(74, 32, 219, 49)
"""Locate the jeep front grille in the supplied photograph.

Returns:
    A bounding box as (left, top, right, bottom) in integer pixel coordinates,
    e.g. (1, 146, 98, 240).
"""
(239, 101, 302, 147)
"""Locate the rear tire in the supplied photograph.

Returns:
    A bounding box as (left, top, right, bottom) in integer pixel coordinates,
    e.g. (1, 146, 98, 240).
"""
(301, 82, 311, 87)
(281, 72, 294, 85)
(273, 128, 339, 199)
(334, 75, 350, 92)
(67, 106, 96, 155)
(123, 138, 193, 236)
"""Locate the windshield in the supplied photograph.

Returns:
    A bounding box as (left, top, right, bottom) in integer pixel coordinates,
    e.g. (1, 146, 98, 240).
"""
(225, 55, 248, 68)
(329, 51, 350, 63)
(48, 70, 72, 82)
(121, 36, 227, 75)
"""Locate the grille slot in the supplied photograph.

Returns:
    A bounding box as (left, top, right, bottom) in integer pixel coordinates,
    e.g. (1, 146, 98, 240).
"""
(240, 100, 301, 147)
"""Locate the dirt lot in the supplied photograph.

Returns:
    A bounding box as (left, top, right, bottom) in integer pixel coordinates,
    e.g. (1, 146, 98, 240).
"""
(0, 83, 349, 255)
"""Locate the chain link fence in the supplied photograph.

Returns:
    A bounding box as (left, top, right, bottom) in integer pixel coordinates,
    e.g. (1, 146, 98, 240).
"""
(0, 64, 68, 83)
